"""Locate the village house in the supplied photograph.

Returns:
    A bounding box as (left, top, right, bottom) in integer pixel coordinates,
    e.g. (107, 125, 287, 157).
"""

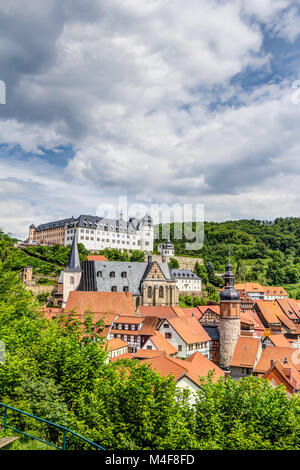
(157, 316, 212, 359)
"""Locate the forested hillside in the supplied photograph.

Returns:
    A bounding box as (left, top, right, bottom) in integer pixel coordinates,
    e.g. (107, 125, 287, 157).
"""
(0, 230, 299, 450)
(155, 217, 300, 296)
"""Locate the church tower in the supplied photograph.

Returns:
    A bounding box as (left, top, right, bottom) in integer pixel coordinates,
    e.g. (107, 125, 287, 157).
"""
(219, 252, 240, 370)
(62, 234, 82, 307)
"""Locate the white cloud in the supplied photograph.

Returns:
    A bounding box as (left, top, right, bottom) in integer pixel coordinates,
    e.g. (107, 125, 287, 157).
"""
(0, 0, 300, 237)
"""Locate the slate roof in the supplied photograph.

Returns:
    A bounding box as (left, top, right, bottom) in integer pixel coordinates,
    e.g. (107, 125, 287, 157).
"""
(35, 217, 73, 232)
(66, 237, 81, 272)
(203, 325, 220, 341)
(65, 213, 152, 233)
(93, 260, 174, 296)
(171, 269, 200, 279)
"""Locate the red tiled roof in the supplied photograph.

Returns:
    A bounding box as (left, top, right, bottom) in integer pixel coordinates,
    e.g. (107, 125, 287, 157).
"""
(106, 338, 128, 352)
(198, 305, 220, 316)
(231, 337, 261, 368)
(255, 301, 282, 325)
(148, 330, 178, 355)
(87, 255, 108, 261)
(110, 352, 133, 362)
(141, 351, 224, 386)
(277, 299, 300, 321)
(65, 291, 136, 317)
(254, 347, 300, 374)
(263, 286, 288, 297)
(167, 317, 211, 345)
(180, 307, 203, 320)
(133, 350, 165, 359)
(264, 334, 292, 348)
(139, 316, 159, 336)
(139, 306, 178, 319)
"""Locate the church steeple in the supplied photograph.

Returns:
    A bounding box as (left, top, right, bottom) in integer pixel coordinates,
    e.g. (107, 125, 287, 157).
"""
(220, 249, 240, 301)
(66, 236, 81, 272)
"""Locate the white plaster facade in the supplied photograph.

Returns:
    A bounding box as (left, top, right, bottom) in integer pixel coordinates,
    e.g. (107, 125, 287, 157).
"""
(65, 224, 153, 252)
(158, 319, 211, 359)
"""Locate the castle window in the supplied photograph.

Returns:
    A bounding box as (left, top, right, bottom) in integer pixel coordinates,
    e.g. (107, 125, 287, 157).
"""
(123, 286, 129, 292)
(70, 276, 74, 285)
(148, 286, 152, 298)
(159, 286, 164, 298)
(110, 272, 115, 278)
(111, 286, 117, 292)
(121, 272, 127, 278)
(97, 271, 102, 278)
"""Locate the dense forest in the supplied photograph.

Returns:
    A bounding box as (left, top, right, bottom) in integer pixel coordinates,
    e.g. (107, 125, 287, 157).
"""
(155, 217, 300, 298)
(0, 230, 299, 450)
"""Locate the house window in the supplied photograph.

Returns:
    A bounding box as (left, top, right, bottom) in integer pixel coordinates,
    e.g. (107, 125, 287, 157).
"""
(121, 272, 127, 278)
(163, 323, 169, 328)
(123, 286, 129, 292)
(178, 345, 182, 351)
(70, 276, 74, 285)
(111, 286, 117, 292)
(97, 271, 102, 278)
(165, 333, 172, 339)
(148, 286, 152, 298)
(110, 272, 115, 278)
(159, 286, 164, 298)
(147, 346, 152, 350)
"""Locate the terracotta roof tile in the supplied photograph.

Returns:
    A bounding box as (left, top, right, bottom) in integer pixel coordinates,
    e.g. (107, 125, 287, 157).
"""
(254, 347, 300, 374)
(148, 330, 178, 355)
(264, 334, 292, 348)
(106, 338, 128, 352)
(231, 337, 261, 368)
(87, 255, 108, 261)
(138, 306, 178, 319)
(167, 317, 211, 344)
(65, 291, 136, 317)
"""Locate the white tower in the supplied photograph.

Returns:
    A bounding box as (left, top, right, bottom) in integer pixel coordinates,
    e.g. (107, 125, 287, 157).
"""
(140, 214, 154, 252)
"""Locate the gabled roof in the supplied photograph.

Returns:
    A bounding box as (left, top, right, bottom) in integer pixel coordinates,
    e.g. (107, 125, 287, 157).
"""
(180, 307, 203, 320)
(139, 316, 159, 336)
(263, 334, 291, 348)
(133, 350, 165, 359)
(254, 347, 300, 374)
(235, 283, 264, 293)
(198, 305, 220, 316)
(110, 352, 134, 362)
(65, 291, 136, 316)
(106, 338, 128, 352)
(166, 316, 211, 344)
(255, 301, 282, 325)
(263, 286, 288, 297)
(148, 331, 178, 355)
(141, 351, 224, 386)
(263, 360, 300, 392)
(230, 337, 261, 368)
(139, 306, 178, 319)
(277, 298, 300, 321)
(87, 255, 108, 261)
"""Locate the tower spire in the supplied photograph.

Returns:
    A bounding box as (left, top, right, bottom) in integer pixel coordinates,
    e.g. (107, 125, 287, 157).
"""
(66, 236, 81, 272)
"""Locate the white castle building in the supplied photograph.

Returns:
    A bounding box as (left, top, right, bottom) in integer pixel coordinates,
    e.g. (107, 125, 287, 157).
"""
(28, 212, 154, 252)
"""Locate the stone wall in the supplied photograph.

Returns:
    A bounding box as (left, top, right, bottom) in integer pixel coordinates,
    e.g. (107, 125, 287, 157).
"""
(150, 254, 203, 270)
(219, 317, 240, 369)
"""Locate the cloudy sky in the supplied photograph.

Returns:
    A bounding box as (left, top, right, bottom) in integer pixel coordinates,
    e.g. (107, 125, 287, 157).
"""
(0, 0, 300, 239)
